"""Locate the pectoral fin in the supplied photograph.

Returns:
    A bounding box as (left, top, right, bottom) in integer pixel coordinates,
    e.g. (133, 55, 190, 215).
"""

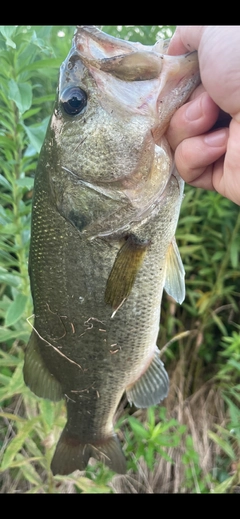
(164, 237, 185, 304)
(126, 348, 169, 407)
(105, 234, 150, 315)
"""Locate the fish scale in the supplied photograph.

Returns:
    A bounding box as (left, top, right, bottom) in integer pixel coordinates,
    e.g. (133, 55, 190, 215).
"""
(23, 25, 200, 475)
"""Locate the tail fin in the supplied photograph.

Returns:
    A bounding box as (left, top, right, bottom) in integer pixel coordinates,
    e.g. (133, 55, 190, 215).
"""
(51, 427, 126, 475)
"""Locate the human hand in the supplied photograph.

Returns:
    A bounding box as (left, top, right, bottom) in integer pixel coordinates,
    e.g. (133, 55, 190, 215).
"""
(167, 26, 240, 206)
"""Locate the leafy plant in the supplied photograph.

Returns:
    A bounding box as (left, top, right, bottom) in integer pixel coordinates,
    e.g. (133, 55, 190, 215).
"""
(125, 406, 186, 471)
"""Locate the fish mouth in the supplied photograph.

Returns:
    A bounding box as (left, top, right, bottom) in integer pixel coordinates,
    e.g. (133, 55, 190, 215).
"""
(74, 25, 166, 81)
(60, 26, 199, 125)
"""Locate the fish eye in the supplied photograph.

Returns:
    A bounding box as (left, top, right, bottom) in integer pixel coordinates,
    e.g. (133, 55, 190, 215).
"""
(60, 87, 87, 116)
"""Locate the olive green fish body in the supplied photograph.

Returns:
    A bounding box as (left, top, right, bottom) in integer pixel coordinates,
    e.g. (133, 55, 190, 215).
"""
(24, 26, 200, 475)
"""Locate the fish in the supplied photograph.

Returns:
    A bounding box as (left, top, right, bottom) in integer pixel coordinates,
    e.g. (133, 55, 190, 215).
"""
(23, 25, 200, 475)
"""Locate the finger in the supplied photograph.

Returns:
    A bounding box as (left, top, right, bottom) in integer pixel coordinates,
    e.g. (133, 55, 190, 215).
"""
(212, 119, 240, 205)
(167, 92, 220, 151)
(186, 163, 222, 191)
(168, 26, 205, 55)
(187, 83, 206, 102)
(174, 128, 228, 185)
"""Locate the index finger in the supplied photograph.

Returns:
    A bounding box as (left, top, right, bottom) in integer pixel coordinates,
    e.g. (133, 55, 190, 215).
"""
(168, 26, 205, 55)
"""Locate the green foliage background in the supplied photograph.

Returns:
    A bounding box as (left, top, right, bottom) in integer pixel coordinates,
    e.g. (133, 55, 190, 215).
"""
(0, 25, 239, 493)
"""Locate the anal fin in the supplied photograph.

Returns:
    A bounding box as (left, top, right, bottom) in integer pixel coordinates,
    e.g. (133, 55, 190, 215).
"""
(105, 234, 150, 315)
(23, 330, 63, 401)
(126, 348, 169, 408)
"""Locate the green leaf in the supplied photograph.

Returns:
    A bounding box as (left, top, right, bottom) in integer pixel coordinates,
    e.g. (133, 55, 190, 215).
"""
(22, 57, 62, 73)
(223, 396, 240, 437)
(156, 448, 173, 463)
(22, 107, 41, 120)
(8, 80, 32, 114)
(5, 293, 28, 327)
(211, 475, 235, 494)
(33, 94, 55, 105)
(178, 216, 202, 225)
(0, 411, 25, 422)
(29, 31, 52, 55)
(0, 267, 21, 287)
(0, 326, 28, 342)
(0, 417, 40, 471)
(23, 117, 49, 153)
(230, 240, 239, 269)
(15, 177, 34, 190)
(147, 407, 156, 430)
(177, 234, 203, 243)
(208, 431, 235, 460)
(8, 456, 43, 469)
(0, 350, 21, 367)
(0, 136, 16, 151)
(227, 359, 240, 372)
(0, 363, 25, 401)
(0, 26, 16, 48)
(211, 313, 227, 335)
(128, 417, 149, 439)
(24, 436, 46, 462)
(179, 245, 202, 255)
(0, 373, 11, 385)
(0, 174, 11, 189)
(39, 400, 55, 431)
(19, 458, 44, 486)
(145, 443, 154, 469)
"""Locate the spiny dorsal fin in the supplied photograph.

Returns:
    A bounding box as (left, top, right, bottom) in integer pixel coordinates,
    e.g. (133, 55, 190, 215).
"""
(105, 234, 150, 316)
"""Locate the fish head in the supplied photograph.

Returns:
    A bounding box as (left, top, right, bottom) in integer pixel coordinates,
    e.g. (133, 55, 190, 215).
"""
(48, 26, 200, 237)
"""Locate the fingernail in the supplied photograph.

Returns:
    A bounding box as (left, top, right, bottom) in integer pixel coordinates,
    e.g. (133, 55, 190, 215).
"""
(185, 98, 202, 121)
(204, 129, 227, 147)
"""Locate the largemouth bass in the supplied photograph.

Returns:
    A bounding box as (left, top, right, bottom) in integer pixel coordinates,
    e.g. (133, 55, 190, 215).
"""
(23, 26, 200, 475)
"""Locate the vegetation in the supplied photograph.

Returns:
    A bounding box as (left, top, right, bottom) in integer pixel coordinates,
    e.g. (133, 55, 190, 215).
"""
(0, 25, 239, 494)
